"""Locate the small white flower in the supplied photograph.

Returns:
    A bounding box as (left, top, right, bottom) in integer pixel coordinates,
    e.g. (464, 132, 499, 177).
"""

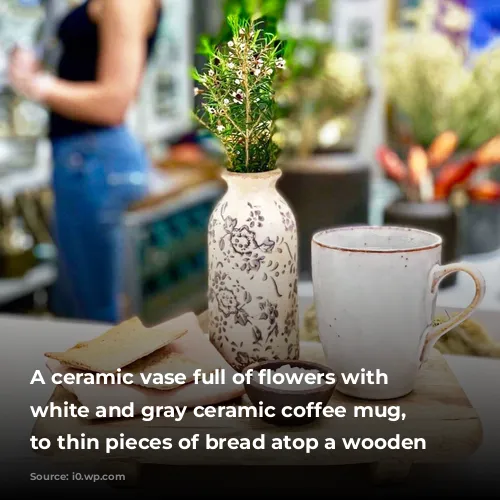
(256, 98, 260, 102)
(239, 28, 245, 35)
(217, 125, 225, 132)
(228, 62, 235, 69)
(250, 31, 255, 37)
(224, 98, 230, 105)
(207, 107, 216, 114)
(208, 70, 215, 77)
(233, 89, 244, 104)
(240, 43, 246, 49)
(267, 68, 273, 75)
(235, 79, 240, 85)
(257, 59, 264, 66)
(254, 68, 261, 76)
(276, 58, 286, 69)
(237, 70, 243, 78)
(194, 87, 201, 96)
(228, 41, 234, 47)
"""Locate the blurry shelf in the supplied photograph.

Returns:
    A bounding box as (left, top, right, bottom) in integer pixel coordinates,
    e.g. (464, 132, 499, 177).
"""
(279, 152, 367, 171)
(125, 180, 223, 227)
(0, 139, 51, 196)
(0, 263, 57, 306)
(136, 118, 193, 144)
(131, 0, 194, 144)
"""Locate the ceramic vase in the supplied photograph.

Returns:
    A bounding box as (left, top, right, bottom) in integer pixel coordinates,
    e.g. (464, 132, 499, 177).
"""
(207, 169, 300, 371)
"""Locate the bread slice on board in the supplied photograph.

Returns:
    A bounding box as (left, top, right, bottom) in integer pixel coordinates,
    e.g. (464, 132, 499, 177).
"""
(123, 348, 216, 390)
(44, 317, 187, 373)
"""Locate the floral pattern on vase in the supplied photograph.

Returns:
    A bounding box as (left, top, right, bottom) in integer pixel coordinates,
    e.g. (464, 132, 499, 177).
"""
(208, 169, 300, 371)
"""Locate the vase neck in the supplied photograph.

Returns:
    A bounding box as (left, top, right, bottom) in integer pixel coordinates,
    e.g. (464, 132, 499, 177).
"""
(221, 169, 282, 193)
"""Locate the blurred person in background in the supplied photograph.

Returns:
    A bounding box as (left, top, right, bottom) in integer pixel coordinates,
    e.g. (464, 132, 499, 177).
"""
(8, 0, 163, 323)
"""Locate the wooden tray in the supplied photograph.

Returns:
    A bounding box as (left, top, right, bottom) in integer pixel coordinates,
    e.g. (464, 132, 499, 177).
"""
(32, 342, 482, 486)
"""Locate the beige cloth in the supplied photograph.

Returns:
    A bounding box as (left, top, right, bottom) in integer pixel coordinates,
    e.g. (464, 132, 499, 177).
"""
(301, 305, 500, 358)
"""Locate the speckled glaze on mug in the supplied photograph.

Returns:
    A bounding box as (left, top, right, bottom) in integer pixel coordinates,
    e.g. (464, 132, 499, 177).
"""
(311, 226, 485, 400)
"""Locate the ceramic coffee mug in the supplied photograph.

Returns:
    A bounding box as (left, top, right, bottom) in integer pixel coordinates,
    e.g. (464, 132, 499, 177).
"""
(311, 226, 486, 400)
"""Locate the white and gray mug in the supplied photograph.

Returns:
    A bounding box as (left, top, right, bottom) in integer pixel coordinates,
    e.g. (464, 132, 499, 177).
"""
(311, 226, 486, 400)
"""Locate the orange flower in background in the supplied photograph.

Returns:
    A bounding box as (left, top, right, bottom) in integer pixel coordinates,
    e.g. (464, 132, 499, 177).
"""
(376, 145, 407, 182)
(408, 145, 429, 184)
(376, 132, 500, 203)
(474, 136, 500, 166)
(408, 145, 434, 201)
(427, 131, 459, 168)
(434, 159, 478, 200)
(466, 181, 500, 202)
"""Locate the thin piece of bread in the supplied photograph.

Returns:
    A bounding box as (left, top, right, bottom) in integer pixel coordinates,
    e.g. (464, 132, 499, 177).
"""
(123, 348, 216, 390)
(44, 317, 187, 373)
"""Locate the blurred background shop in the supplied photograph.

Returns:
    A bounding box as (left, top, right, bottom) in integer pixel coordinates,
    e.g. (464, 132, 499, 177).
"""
(0, 0, 499, 327)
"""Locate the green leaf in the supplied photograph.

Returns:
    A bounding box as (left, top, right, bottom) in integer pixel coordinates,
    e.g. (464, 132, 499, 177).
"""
(193, 16, 285, 173)
(197, 36, 215, 57)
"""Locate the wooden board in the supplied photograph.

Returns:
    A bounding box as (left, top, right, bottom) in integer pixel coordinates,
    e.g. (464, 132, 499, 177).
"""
(32, 343, 482, 480)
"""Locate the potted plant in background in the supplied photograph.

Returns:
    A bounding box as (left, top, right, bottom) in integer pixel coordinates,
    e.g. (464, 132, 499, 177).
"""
(272, 0, 371, 155)
(193, 16, 299, 372)
(272, 8, 372, 279)
(382, 2, 500, 256)
(274, 38, 371, 157)
(377, 133, 500, 287)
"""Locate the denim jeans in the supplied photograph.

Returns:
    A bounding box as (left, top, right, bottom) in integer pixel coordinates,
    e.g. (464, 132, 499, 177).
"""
(50, 126, 149, 323)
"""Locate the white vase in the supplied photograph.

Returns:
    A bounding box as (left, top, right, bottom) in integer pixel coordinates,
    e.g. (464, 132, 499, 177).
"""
(208, 169, 300, 371)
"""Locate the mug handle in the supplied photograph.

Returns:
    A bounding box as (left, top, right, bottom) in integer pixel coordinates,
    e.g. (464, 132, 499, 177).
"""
(420, 263, 486, 364)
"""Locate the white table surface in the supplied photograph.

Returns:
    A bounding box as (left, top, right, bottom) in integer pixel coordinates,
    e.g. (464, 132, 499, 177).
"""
(0, 308, 499, 491)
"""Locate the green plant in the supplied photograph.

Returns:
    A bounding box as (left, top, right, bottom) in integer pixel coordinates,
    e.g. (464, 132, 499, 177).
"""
(193, 16, 286, 173)
(382, 4, 500, 151)
(213, 0, 288, 45)
(274, 37, 370, 157)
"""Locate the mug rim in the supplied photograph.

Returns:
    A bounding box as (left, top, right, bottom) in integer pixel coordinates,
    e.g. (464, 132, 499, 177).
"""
(312, 226, 443, 254)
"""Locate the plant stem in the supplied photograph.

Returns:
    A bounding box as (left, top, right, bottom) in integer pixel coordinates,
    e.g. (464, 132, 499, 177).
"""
(210, 93, 244, 135)
(194, 114, 235, 169)
(242, 41, 251, 169)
